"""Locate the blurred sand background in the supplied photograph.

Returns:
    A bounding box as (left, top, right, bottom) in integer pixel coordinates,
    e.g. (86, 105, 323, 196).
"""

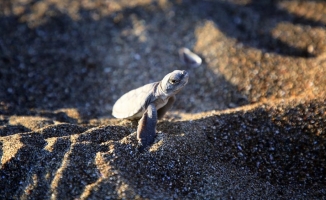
(0, 0, 326, 199)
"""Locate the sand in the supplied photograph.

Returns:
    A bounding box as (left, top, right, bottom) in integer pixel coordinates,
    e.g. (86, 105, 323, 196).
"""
(0, 0, 326, 199)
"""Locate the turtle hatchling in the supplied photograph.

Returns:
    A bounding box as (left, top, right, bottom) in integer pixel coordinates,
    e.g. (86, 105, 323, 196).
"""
(112, 70, 189, 151)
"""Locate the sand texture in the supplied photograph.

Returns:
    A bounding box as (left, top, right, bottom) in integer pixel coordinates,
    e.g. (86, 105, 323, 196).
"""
(1, 0, 326, 199)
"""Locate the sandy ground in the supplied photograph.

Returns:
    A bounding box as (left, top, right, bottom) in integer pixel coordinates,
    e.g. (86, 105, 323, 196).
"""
(0, 0, 326, 199)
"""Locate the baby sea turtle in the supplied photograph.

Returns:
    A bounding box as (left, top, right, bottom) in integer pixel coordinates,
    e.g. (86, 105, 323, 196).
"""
(112, 70, 189, 151)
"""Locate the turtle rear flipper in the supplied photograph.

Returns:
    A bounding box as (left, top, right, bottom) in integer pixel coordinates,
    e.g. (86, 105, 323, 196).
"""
(137, 103, 157, 152)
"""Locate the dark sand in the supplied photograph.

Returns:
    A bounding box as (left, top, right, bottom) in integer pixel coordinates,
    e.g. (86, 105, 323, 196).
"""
(1, 0, 326, 199)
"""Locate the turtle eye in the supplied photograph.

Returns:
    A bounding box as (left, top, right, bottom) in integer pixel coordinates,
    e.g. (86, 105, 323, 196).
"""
(169, 79, 179, 84)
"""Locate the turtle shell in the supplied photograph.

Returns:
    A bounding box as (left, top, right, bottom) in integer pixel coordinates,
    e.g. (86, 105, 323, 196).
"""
(112, 82, 158, 119)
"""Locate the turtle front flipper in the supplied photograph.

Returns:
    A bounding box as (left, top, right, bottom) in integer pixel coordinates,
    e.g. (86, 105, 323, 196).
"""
(157, 95, 175, 120)
(137, 103, 157, 152)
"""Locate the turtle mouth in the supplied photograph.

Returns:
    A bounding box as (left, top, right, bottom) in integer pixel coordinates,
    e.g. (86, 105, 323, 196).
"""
(181, 70, 188, 77)
(180, 71, 189, 83)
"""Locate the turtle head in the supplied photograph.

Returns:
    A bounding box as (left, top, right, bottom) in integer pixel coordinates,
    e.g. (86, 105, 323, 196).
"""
(160, 70, 189, 95)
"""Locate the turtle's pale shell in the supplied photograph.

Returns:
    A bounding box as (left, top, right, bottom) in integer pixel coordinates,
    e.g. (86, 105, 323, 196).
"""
(112, 82, 157, 119)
